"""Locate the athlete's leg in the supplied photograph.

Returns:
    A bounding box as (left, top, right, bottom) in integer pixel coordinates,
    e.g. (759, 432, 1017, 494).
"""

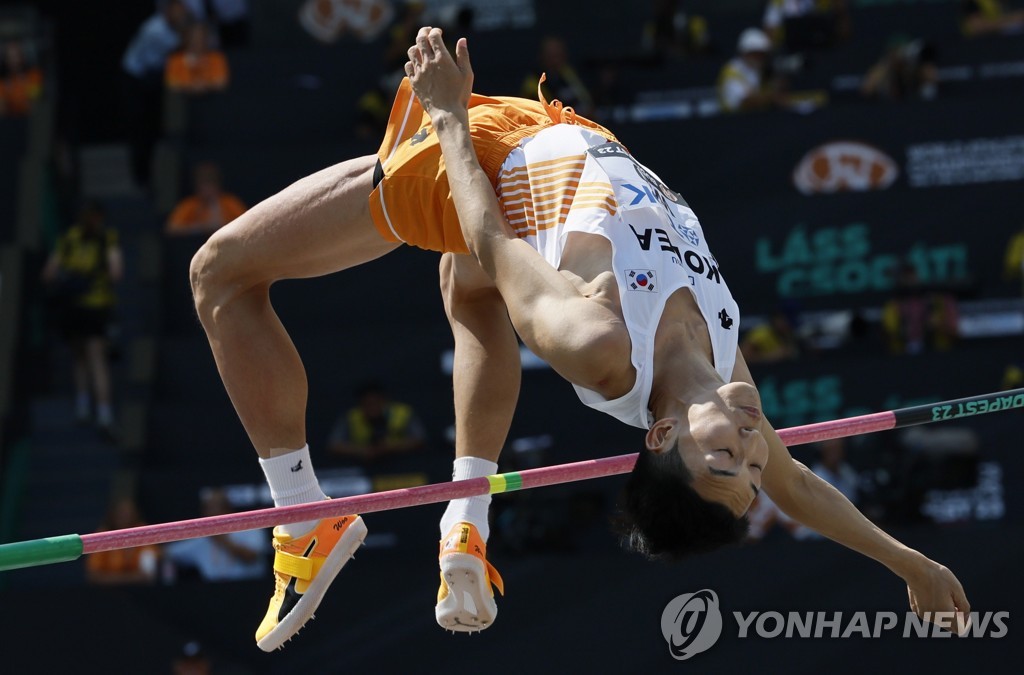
(439, 252, 520, 468)
(85, 336, 113, 429)
(190, 155, 398, 458)
(434, 252, 515, 632)
(437, 252, 518, 537)
(70, 338, 90, 422)
(191, 155, 393, 651)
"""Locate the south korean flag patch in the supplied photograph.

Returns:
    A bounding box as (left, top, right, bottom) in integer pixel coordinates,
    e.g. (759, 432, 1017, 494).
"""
(625, 269, 657, 292)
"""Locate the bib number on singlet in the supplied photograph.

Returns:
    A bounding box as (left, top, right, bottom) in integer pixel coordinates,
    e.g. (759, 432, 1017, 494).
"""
(588, 142, 688, 209)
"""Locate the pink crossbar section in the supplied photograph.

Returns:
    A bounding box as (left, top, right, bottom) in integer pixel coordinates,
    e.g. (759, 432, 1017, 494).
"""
(80, 410, 897, 555)
(81, 478, 491, 554)
(775, 411, 896, 446)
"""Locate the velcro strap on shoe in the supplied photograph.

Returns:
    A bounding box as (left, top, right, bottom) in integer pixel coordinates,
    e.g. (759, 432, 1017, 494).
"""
(274, 549, 314, 580)
(486, 560, 505, 596)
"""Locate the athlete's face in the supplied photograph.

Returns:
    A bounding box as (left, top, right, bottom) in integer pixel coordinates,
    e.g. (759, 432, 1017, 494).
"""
(649, 382, 770, 517)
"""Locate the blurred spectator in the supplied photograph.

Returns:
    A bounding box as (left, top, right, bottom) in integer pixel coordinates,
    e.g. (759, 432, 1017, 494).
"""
(354, 2, 426, 139)
(355, 79, 395, 140)
(717, 28, 788, 112)
(166, 162, 247, 236)
(328, 381, 426, 461)
(1004, 225, 1024, 294)
(85, 497, 159, 585)
(590, 65, 630, 112)
(0, 40, 43, 117)
(812, 438, 859, 503)
(42, 202, 123, 435)
(1002, 363, 1023, 390)
(49, 137, 80, 227)
(746, 493, 800, 540)
(439, 4, 477, 37)
(521, 36, 594, 116)
(763, 0, 850, 51)
(164, 489, 266, 581)
(845, 309, 873, 351)
(384, 2, 427, 72)
(123, 0, 189, 80)
(299, 0, 395, 44)
(740, 309, 800, 364)
(122, 0, 190, 187)
(882, 264, 959, 355)
(861, 35, 938, 101)
(355, 3, 476, 140)
(172, 640, 211, 675)
(181, 0, 251, 47)
(165, 22, 230, 94)
(642, 0, 712, 60)
(961, 0, 1024, 37)
(899, 424, 980, 515)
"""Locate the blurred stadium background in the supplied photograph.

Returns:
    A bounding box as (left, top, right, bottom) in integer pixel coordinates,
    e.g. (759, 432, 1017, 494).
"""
(0, 0, 1022, 672)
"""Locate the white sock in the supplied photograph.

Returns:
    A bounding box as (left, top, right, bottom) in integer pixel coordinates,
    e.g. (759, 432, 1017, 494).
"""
(258, 445, 328, 537)
(440, 457, 498, 542)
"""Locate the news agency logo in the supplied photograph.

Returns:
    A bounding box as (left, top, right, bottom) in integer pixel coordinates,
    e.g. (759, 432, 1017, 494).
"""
(660, 589, 723, 661)
(661, 589, 1009, 662)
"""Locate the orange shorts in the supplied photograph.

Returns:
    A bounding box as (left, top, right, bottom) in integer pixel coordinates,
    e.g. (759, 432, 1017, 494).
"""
(368, 78, 617, 254)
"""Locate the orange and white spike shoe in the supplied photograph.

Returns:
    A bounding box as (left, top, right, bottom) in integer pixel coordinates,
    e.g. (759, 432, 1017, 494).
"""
(435, 522, 504, 633)
(255, 514, 367, 651)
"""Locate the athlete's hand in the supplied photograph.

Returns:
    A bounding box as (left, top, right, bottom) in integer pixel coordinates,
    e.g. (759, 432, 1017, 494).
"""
(902, 555, 971, 635)
(405, 26, 473, 119)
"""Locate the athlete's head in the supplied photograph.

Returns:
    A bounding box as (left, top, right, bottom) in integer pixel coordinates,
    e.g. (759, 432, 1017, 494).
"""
(618, 381, 769, 560)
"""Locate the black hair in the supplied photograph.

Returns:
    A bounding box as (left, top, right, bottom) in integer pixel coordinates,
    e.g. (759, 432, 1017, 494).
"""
(617, 446, 749, 561)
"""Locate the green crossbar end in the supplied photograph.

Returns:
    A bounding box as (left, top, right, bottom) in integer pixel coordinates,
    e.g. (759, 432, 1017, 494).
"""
(0, 535, 83, 572)
(485, 472, 524, 494)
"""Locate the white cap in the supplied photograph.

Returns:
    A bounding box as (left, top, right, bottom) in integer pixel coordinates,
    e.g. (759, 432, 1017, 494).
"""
(738, 28, 772, 54)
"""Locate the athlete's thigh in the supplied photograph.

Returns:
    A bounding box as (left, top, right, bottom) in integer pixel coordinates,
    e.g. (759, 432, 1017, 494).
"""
(205, 155, 399, 285)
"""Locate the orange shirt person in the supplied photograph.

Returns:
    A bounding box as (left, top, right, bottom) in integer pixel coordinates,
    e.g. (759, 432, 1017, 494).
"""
(0, 41, 43, 116)
(85, 498, 159, 585)
(165, 22, 229, 93)
(166, 162, 247, 236)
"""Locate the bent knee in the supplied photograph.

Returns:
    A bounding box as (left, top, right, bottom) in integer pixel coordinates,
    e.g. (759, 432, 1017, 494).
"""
(439, 252, 499, 313)
(189, 240, 223, 319)
(189, 234, 221, 301)
(190, 229, 268, 319)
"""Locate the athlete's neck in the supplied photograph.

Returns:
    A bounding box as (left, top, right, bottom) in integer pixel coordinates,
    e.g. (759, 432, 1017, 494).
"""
(648, 291, 724, 420)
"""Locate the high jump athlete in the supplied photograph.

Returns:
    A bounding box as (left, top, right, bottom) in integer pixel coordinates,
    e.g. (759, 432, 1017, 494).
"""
(188, 27, 969, 651)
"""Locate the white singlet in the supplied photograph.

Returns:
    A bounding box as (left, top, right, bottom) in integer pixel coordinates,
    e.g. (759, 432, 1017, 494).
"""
(497, 124, 740, 429)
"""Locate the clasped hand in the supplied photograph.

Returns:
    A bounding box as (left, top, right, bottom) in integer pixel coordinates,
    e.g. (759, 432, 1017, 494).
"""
(404, 26, 473, 120)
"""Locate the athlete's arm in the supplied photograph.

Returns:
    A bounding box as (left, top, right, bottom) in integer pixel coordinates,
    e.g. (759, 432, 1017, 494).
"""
(732, 350, 971, 632)
(405, 27, 633, 395)
(440, 252, 521, 463)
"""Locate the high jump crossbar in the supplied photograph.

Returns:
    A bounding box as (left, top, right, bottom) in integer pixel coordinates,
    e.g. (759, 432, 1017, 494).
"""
(1, 388, 1021, 572)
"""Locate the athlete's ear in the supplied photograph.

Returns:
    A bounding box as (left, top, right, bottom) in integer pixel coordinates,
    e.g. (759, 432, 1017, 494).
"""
(645, 418, 678, 454)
